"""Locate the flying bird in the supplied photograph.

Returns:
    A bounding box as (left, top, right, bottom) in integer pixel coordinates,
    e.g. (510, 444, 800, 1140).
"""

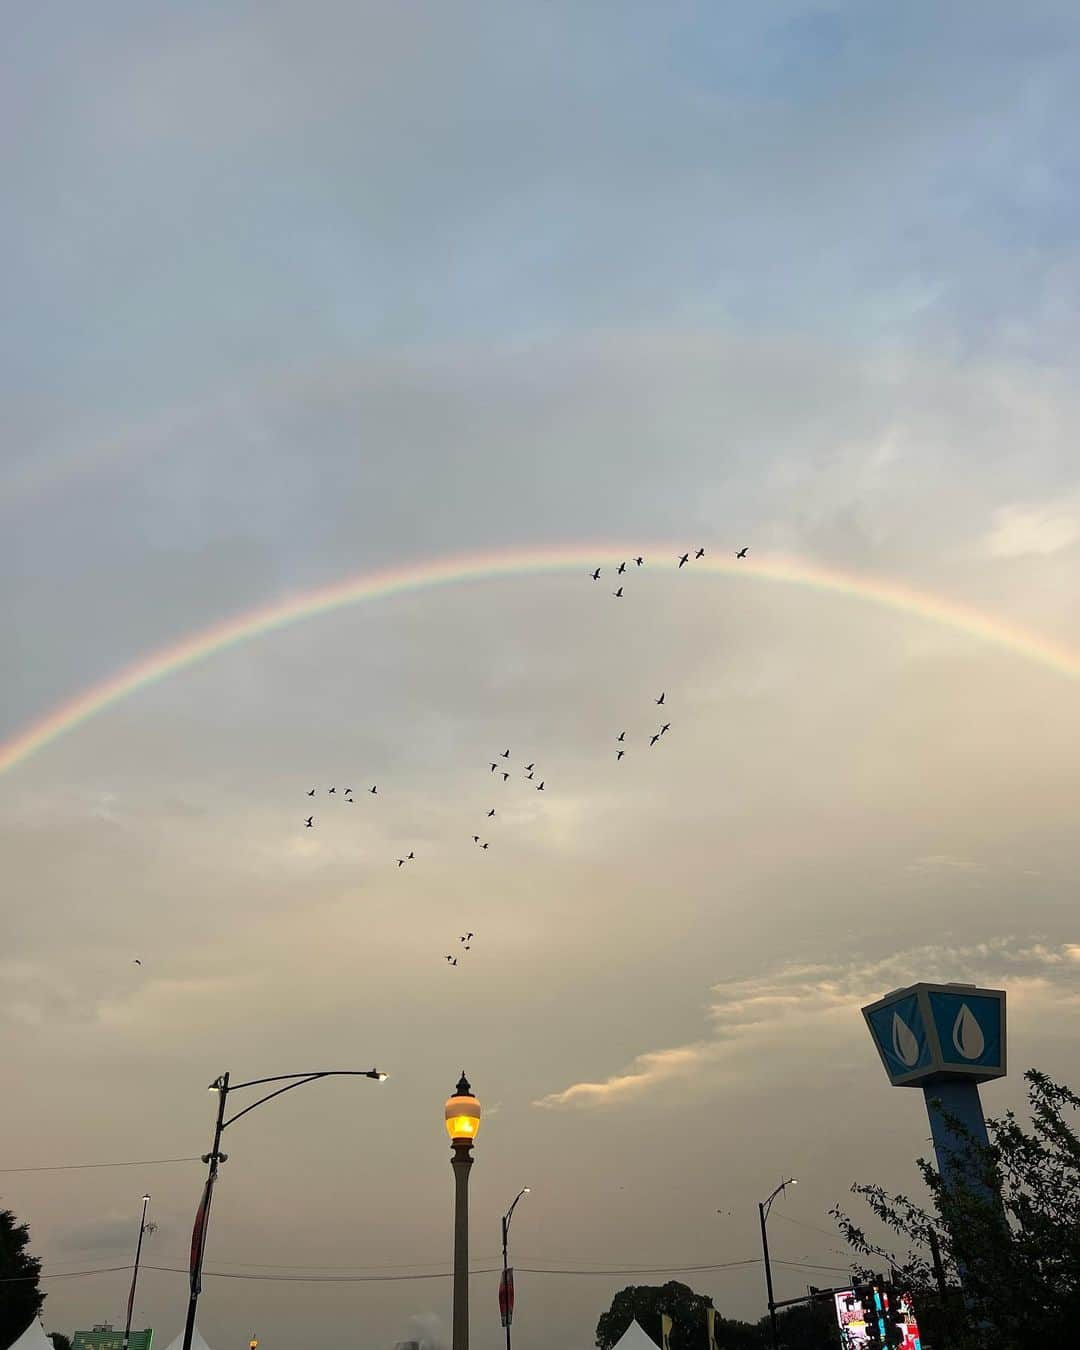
(487, 809, 496, 817)
(502, 749, 511, 757)
(536, 781, 545, 791)
(305, 816, 314, 827)
(617, 750, 625, 760)
(473, 835, 480, 843)
(481, 842, 490, 849)
(407, 851, 415, 860)
(397, 859, 406, 867)
(660, 722, 671, 735)
(369, 785, 377, 794)
(525, 771, 534, 779)
(634, 556, 644, 566)
(590, 568, 601, 581)
(328, 787, 336, 794)
(655, 692, 666, 706)
(650, 734, 660, 746)
(133, 959, 142, 965)
(307, 788, 315, 797)
(344, 788, 353, 796)
(613, 586, 623, 598)
(446, 955, 457, 966)
(736, 547, 749, 558)
(502, 772, 510, 781)
(491, 762, 498, 772)
(525, 762, 535, 771)
(678, 553, 689, 568)
(695, 547, 705, 559)
(617, 731, 625, 742)
(617, 561, 627, 574)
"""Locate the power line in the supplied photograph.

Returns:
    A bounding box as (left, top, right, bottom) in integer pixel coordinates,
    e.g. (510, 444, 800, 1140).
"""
(0, 1157, 201, 1174)
(773, 1259, 852, 1274)
(771, 1213, 845, 1243)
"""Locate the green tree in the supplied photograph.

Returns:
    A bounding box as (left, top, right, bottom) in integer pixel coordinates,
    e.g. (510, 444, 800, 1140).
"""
(595, 1281, 760, 1350)
(48, 1334, 71, 1350)
(764, 1299, 839, 1350)
(0, 1207, 44, 1349)
(833, 1069, 1080, 1349)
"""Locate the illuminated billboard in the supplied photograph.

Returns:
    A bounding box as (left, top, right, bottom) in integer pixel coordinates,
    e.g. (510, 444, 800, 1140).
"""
(834, 1286, 922, 1350)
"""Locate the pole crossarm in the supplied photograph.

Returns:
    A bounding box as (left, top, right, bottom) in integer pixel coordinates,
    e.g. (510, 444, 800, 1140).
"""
(215, 1070, 384, 1130)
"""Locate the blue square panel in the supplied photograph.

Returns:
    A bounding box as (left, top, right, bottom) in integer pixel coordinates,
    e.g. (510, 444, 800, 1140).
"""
(866, 991, 932, 1082)
(928, 990, 1003, 1073)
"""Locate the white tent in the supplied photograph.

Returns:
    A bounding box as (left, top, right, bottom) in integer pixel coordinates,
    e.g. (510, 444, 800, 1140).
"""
(610, 1321, 660, 1350)
(161, 1331, 213, 1350)
(8, 1319, 53, 1350)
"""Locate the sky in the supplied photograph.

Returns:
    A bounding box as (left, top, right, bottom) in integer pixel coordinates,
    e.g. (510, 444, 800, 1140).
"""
(3, 2, 1080, 1347)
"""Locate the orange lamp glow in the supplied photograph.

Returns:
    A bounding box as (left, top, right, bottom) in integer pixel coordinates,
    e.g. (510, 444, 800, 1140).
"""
(444, 1072, 481, 1143)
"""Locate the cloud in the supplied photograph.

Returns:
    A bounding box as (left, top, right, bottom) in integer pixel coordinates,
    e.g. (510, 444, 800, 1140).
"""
(534, 940, 1080, 1109)
(983, 496, 1080, 558)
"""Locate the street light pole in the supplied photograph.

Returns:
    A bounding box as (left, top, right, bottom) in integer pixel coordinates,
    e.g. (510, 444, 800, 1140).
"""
(500, 1187, 530, 1350)
(122, 1194, 152, 1350)
(445, 1073, 482, 1350)
(181, 1067, 387, 1350)
(757, 1178, 797, 1350)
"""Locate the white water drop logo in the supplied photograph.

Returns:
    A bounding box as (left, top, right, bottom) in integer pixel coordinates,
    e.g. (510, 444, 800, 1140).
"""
(952, 1003, 985, 1060)
(891, 1012, 920, 1067)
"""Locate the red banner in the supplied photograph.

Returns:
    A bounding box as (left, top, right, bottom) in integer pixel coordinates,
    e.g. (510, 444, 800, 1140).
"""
(498, 1267, 515, 1327)
(189, 1179, 214, 1295)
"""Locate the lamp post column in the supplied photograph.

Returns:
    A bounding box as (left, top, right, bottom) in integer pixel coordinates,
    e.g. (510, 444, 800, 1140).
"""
(758, 1201, 779, 1350)
(452, 1141, 474, 1350)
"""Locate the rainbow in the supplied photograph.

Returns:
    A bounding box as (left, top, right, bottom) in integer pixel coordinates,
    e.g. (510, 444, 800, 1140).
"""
(3, 544, 1079, 778)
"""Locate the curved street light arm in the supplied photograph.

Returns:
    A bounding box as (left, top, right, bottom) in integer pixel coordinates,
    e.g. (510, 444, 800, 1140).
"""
(215, 1070, 385, 1130)
(503, 1187, 530, 1233)
(760, 1177, 797, 1221)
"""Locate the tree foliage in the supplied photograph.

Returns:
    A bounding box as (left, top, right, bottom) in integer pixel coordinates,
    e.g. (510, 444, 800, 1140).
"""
(0, 1207, 44, 1350)
(833, 1069, 1080, 1349)
(48, 1334, 71, 1350)
(595, 1281, 760, 1350)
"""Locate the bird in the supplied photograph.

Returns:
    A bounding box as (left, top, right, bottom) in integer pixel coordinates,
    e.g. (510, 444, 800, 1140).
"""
(502, 772, 510, 781)
(613, 586, 623, 598)
(634, 556, 644, 566)
(536, 781, 545, 790)
(660, 722, 671, 735)
(655, 691, 666, 706)
(617, 731, 625, 741)
(525, 771, 534, 780)
(678, 553, 689, 568)
(617, 561, 627, 574)
(590, 568, 601, 580)
(736, 547, 749, 559)
(617, 750, 625, 760)
(307, 788, 315, 797)
(695, 547, 705, 559)
(490, 762, 498, 772)
(464, 932, 474, 940)
(344, 787, 353, 796)
(328, 787, 336, 794)
(407, 851, 415, 860)
(369, 785, 377, 794)
(397, 858, 406, 867)
(446, 955, 457, 966)
(133, 958, 142, 965)
(487, 808, 496, 817)
(481, 842, 490, 849)
(650, 733, 660, 746)
(502, 749, 510, 758)
(305, 816, 314, 827)
(525, 762, 535, 771)
(473, 835, 480, 842)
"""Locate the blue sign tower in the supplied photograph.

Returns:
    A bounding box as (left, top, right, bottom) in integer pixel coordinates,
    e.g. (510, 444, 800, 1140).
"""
(862, 983, 1006, 1192)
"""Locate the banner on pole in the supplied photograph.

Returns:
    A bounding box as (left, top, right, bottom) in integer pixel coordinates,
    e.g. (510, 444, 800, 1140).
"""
(706, 1307, 717, 1350)
(661, 1314, 672, 1350)
(499, 1267, 516, 1327)
(189, 1178, 214, 1295)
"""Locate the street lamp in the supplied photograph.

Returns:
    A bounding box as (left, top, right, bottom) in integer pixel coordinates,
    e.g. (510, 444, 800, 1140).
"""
(758, 1178, 797, 1350)
(182, 1067, 387, 1350)
(445, 1072, 481, 1350)
(500, 1187, 530, 1350)
(122, 1194, 153, 1350)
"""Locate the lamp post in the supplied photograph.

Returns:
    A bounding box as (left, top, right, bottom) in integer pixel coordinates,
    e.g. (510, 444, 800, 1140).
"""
(445, 1072, 481, 1350)
(500, 1187, 530, 1350)
(758, 1178, 797, 1350)
(122, 1194, 153, 1350)
(182, 1067, 388, 1350)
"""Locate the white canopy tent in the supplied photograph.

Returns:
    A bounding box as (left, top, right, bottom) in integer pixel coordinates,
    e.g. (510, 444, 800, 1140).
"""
(610, 1321, 661, 1350)
(8, 1320, 53, 1350)
(161, 1331, 213, 1350)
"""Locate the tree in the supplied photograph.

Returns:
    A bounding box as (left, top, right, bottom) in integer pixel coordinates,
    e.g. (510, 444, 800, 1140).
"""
(48, 1334, 71, 1350)
(765, 1300, 839, 1350)
(595, 1281, 760, 1350)
(833, 1069, 1080, 1349)
(0, 1207, 44, 1349)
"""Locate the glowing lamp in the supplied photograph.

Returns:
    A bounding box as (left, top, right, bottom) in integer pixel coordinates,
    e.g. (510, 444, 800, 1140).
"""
(444, 1071, 481, 1143)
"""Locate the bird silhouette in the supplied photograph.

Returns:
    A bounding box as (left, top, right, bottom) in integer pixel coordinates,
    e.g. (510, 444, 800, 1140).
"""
(407, 851, 415, 860)
(525, 763, 535, 771)
(344, 788, 353, 796)
(446, 955, 457, 966)
(695, 547, 705, 558)
(650, 733, 660, 746)
(617, 750, 625, 760)
(369, 785, 377, 794)
(133, 958, 142, 965)
(328, 787, 336, 794)
(464, 931, 474, 940)
(536, 781, 545, 791)
(502, 772, 510, 781)
(613, 586, 623, 597)
(307, 788, 315, 797)
(660, 722, 671, 735)
(736, 547, 749, 559)
(397, 859, 405, 867)
(473, 835, 480, 843)
(502, 749, 511, 757)
(487, 809, 496, 817)
(656, 691, 666, 706)
(490, 762, 498, 772)
(590, 568, 601, 581)
(525, 771, 534, 779)
(617, 731, 626, 742)
(481, 842, 490, 849)
(678, 553, 689, 568)
(617, 561, 627, 574)
(634, 556, 644, 566)
(305, 816, 314, 827)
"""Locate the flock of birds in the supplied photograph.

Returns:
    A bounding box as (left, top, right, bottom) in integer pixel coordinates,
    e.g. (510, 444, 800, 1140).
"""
(291, 546, 750, 968)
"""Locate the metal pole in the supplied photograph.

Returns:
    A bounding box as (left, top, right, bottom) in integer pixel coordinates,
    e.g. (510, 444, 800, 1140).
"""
(758, 1202, 779, 1350)
(122, 1195, 151, 1350)
(183, 1073, 229, 1350)
(502, 1213, 511, 1350)
(451, 1141, 473, 1350)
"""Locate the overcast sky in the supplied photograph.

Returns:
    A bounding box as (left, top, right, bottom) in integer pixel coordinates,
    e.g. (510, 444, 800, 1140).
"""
(3, 3, 1080, 1348)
